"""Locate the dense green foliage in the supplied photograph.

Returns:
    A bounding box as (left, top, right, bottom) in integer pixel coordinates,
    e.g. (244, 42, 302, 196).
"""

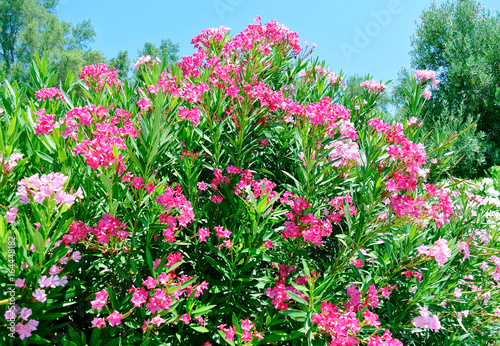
(407, 0, 500, 177)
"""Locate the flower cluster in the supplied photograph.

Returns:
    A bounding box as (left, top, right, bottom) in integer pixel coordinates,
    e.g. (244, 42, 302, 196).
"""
(5, 307, 39, 340)
(417, 238, 452, 267)
(34, 88, 64, 102)
(81, 63, 122, 91)
(90, 259, 209, 332)
(66, 105, 137, 171)
(312, 285, 402, 345)
(412, 306, 441, 332)
(360, 80, 387, 94)
(134, 55, 161, 70)
(0, 149, 24, 174)
(155, 184, 195, 241)
(62, 214, 128, 252)
(16, 172, 83, 207)
(218, 318, 264, 343)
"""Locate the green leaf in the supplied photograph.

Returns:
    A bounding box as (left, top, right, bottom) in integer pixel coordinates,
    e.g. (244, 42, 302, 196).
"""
(190, 325, 209, 333)
(33, 231, 45, 256)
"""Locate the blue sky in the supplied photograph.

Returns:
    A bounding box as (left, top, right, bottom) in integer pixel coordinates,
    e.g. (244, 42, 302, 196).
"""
(57, 0, 499, 84)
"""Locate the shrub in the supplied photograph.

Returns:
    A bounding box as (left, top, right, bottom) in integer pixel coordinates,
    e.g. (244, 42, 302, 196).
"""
(1, 17, 500, 346)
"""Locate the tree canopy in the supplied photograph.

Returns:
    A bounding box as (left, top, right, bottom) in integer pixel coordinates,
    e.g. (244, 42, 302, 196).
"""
(409, 0, 500, 176)
(0, 0, 180, 83)
(0, 0, 104, 82)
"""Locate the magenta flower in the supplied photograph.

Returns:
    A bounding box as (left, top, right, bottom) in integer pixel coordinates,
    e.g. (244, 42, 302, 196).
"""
(198, 227, 210, 242)
(179, 313, 191, 324)
(150, 314, 166, 327)
(35, 88, 64, 102)
(145, 182, 155, 194)
(136, 97, 151, 111)
(142, 276, 157, 289)
(197, 181, 207, 191)
(91, 289, 108, 310)
(131, 177, 145, 189)
(106, 311, 122, 327)
(131, 287, 149, 307)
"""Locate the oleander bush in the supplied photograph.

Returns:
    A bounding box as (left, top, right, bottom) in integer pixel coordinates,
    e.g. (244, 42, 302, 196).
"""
(2, 18, 500, 346)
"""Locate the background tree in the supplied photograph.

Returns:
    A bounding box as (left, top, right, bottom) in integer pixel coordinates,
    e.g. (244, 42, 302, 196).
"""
(0, 0, 102, 83)
(405, 0, 500, 177)
(138, 39, 179, 65)
(344, 74, 391, 113)
(108, 50, 131, 80)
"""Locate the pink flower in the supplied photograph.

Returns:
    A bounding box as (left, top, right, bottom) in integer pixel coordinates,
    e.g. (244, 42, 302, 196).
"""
(211, 195, 223, 204)
(35, 88, 64, 102)
(417, 245, 429, 256)
(380, 285, 394, 298)
(145, 182, 155, 194)
(32, 289, 47, 303)
(241, 319, 255, 331)
(33, 109, 57, 135)
(72, 251, 82, 262)
(362, 309, 381, 328)
(179, 106, 201, 127)
(360, 80, 387, 94)
(91, 317, 106, 329)
(15, 321, 37, 340)
(263, 239, 273, 249)
(423, 88, 432, 100)
(136, 97, 151, 111)
(143, 276, 157, 289)
(413, 306, 441, 332)
(14, 278, 25, 288)
(91, 289, 108, 310)
(215, 226, 231, 238)
(4, 206, 18, 223)
(131, 287, 149, 307)
(428, 238, 451, 267)
(134, 55, 161, 70)
(131, 177, 145, 189)
(5, 305, 19, 320)
(106, 310, 122, 327)
(179, 313, 191, 324)
(197, 181, 207, 191)
(19, 308, 32, 321)
(49, 265, 63, 275)
(198, 227, 210, 242)
(352, 259, 363, 268)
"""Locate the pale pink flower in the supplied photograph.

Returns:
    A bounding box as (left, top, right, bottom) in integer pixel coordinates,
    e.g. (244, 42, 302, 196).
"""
(14, 278, 25, 288)
(4, 206, 18, 223)
(413, 306, 441, 332)
(19, 308, 32, 321)
(32, 289, 47, 303)
(428, 238, 451, 267)
(91, 317, 106, 329)
(423, 89, 432, 100)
